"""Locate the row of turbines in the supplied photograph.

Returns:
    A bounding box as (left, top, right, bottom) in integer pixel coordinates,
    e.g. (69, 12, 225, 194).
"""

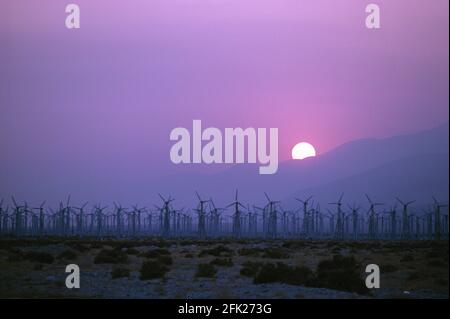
(0, 193, 448, 240)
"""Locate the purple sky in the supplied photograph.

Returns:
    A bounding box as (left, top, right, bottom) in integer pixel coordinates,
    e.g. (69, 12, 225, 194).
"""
(0, 0, 448, 202)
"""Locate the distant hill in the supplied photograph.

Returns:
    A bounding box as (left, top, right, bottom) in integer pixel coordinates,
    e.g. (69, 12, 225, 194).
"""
(283, 153, 449, 209)
(154, 122, 449, 208)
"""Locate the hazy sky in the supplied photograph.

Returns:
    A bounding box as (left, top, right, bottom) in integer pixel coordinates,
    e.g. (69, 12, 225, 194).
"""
(0, 0, 448, 202)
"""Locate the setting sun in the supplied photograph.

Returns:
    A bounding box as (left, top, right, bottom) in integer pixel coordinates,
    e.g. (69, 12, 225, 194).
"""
(292, 142, 317, 160)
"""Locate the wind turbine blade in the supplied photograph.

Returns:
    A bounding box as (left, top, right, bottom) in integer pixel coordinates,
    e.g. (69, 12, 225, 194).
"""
(11, 196, 18, 207)
(209, 198, 216, 210)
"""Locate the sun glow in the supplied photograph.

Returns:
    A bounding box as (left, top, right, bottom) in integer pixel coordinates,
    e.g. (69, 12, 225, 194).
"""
(291, 142, 316, 160)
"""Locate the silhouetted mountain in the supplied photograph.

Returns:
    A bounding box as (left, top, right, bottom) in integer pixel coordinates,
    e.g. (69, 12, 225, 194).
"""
(284, 153, 449, 209)
(158, 122, 449, 207)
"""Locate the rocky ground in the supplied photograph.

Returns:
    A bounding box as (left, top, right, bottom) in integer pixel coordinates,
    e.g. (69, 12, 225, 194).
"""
(0, 238, 447, 299)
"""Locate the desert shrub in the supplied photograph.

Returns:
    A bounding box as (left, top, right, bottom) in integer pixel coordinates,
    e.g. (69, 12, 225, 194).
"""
(282, 240, 309, 249)
(125, 248, 140, 255)
(400, 254, 414, 262)
(326, 241, 341, 248)
(426, 250, 440, 259)
(318, 254, 358, 271)
(111, 267, 130, 279)
(210, 258, 233, 267)
(57, 250, 78, 260)
(316, 255, 367, 294)
(237, 248, 263, 256)
(316, 267, 366, 293)
(331, 247, 341, 254)
(67, 242, 90, 252)
(261, 248, 289, 259)
(7, 251, 23, 262)
(139, 248, 172, 265)
(179, 240, 201, 246)
(33, 264, 44, 271)
(407, 271, 421, 281)
(151, 241, 171, 248)
(199, 245, 233, 257)
(154, 248, 171, 255)
(240, 261, 264, 277)
(195, 263, 217, 278)
(111, 241, 133, 250)
(23, 251, 54, 264)
(6, 247, 23, 254)
(140, 248, 170, 258)
(140, 260, 169, 280)
(434, 278, 448, 286)
(427, 259, 446, 268)
(90, 243, 103, 249)
(157, 255, 173, 266)
(94, 249, 128, 264)
(253, 262, 315, 286)
(380, 264, 399, 273)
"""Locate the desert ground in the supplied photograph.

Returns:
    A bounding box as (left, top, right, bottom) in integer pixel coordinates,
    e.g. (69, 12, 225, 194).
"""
(0, 237, 448, 299)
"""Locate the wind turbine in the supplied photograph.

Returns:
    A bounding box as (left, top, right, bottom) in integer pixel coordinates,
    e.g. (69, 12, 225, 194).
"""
(32, 201, 47, 236)
(158, 194, 174, 237)
(296, 196, 313, 236)
(227, 190, 246, 238)
(366, 194, 383, 240)
(11, 196, 26, 235)
(113, 202, 126, 235)
(0, 202, 10, 235)
(194, 191, 209, 237)
(348, 204, 360, 240)
(0, 199, 4, 234)
(325, 208, 335, 235)
(209, 199, 225, 236)
(93, 204, 108, 236)
(253, 205, 266, 235)
(388, 204, 398, 240)
(432, 196, 448, 240)
(63, 195, 73, 236)
(329, 193, 344, 240)
(169, 207, 184, 236)
(395, 197, 415, 240)
(263, 192, 280, 238)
